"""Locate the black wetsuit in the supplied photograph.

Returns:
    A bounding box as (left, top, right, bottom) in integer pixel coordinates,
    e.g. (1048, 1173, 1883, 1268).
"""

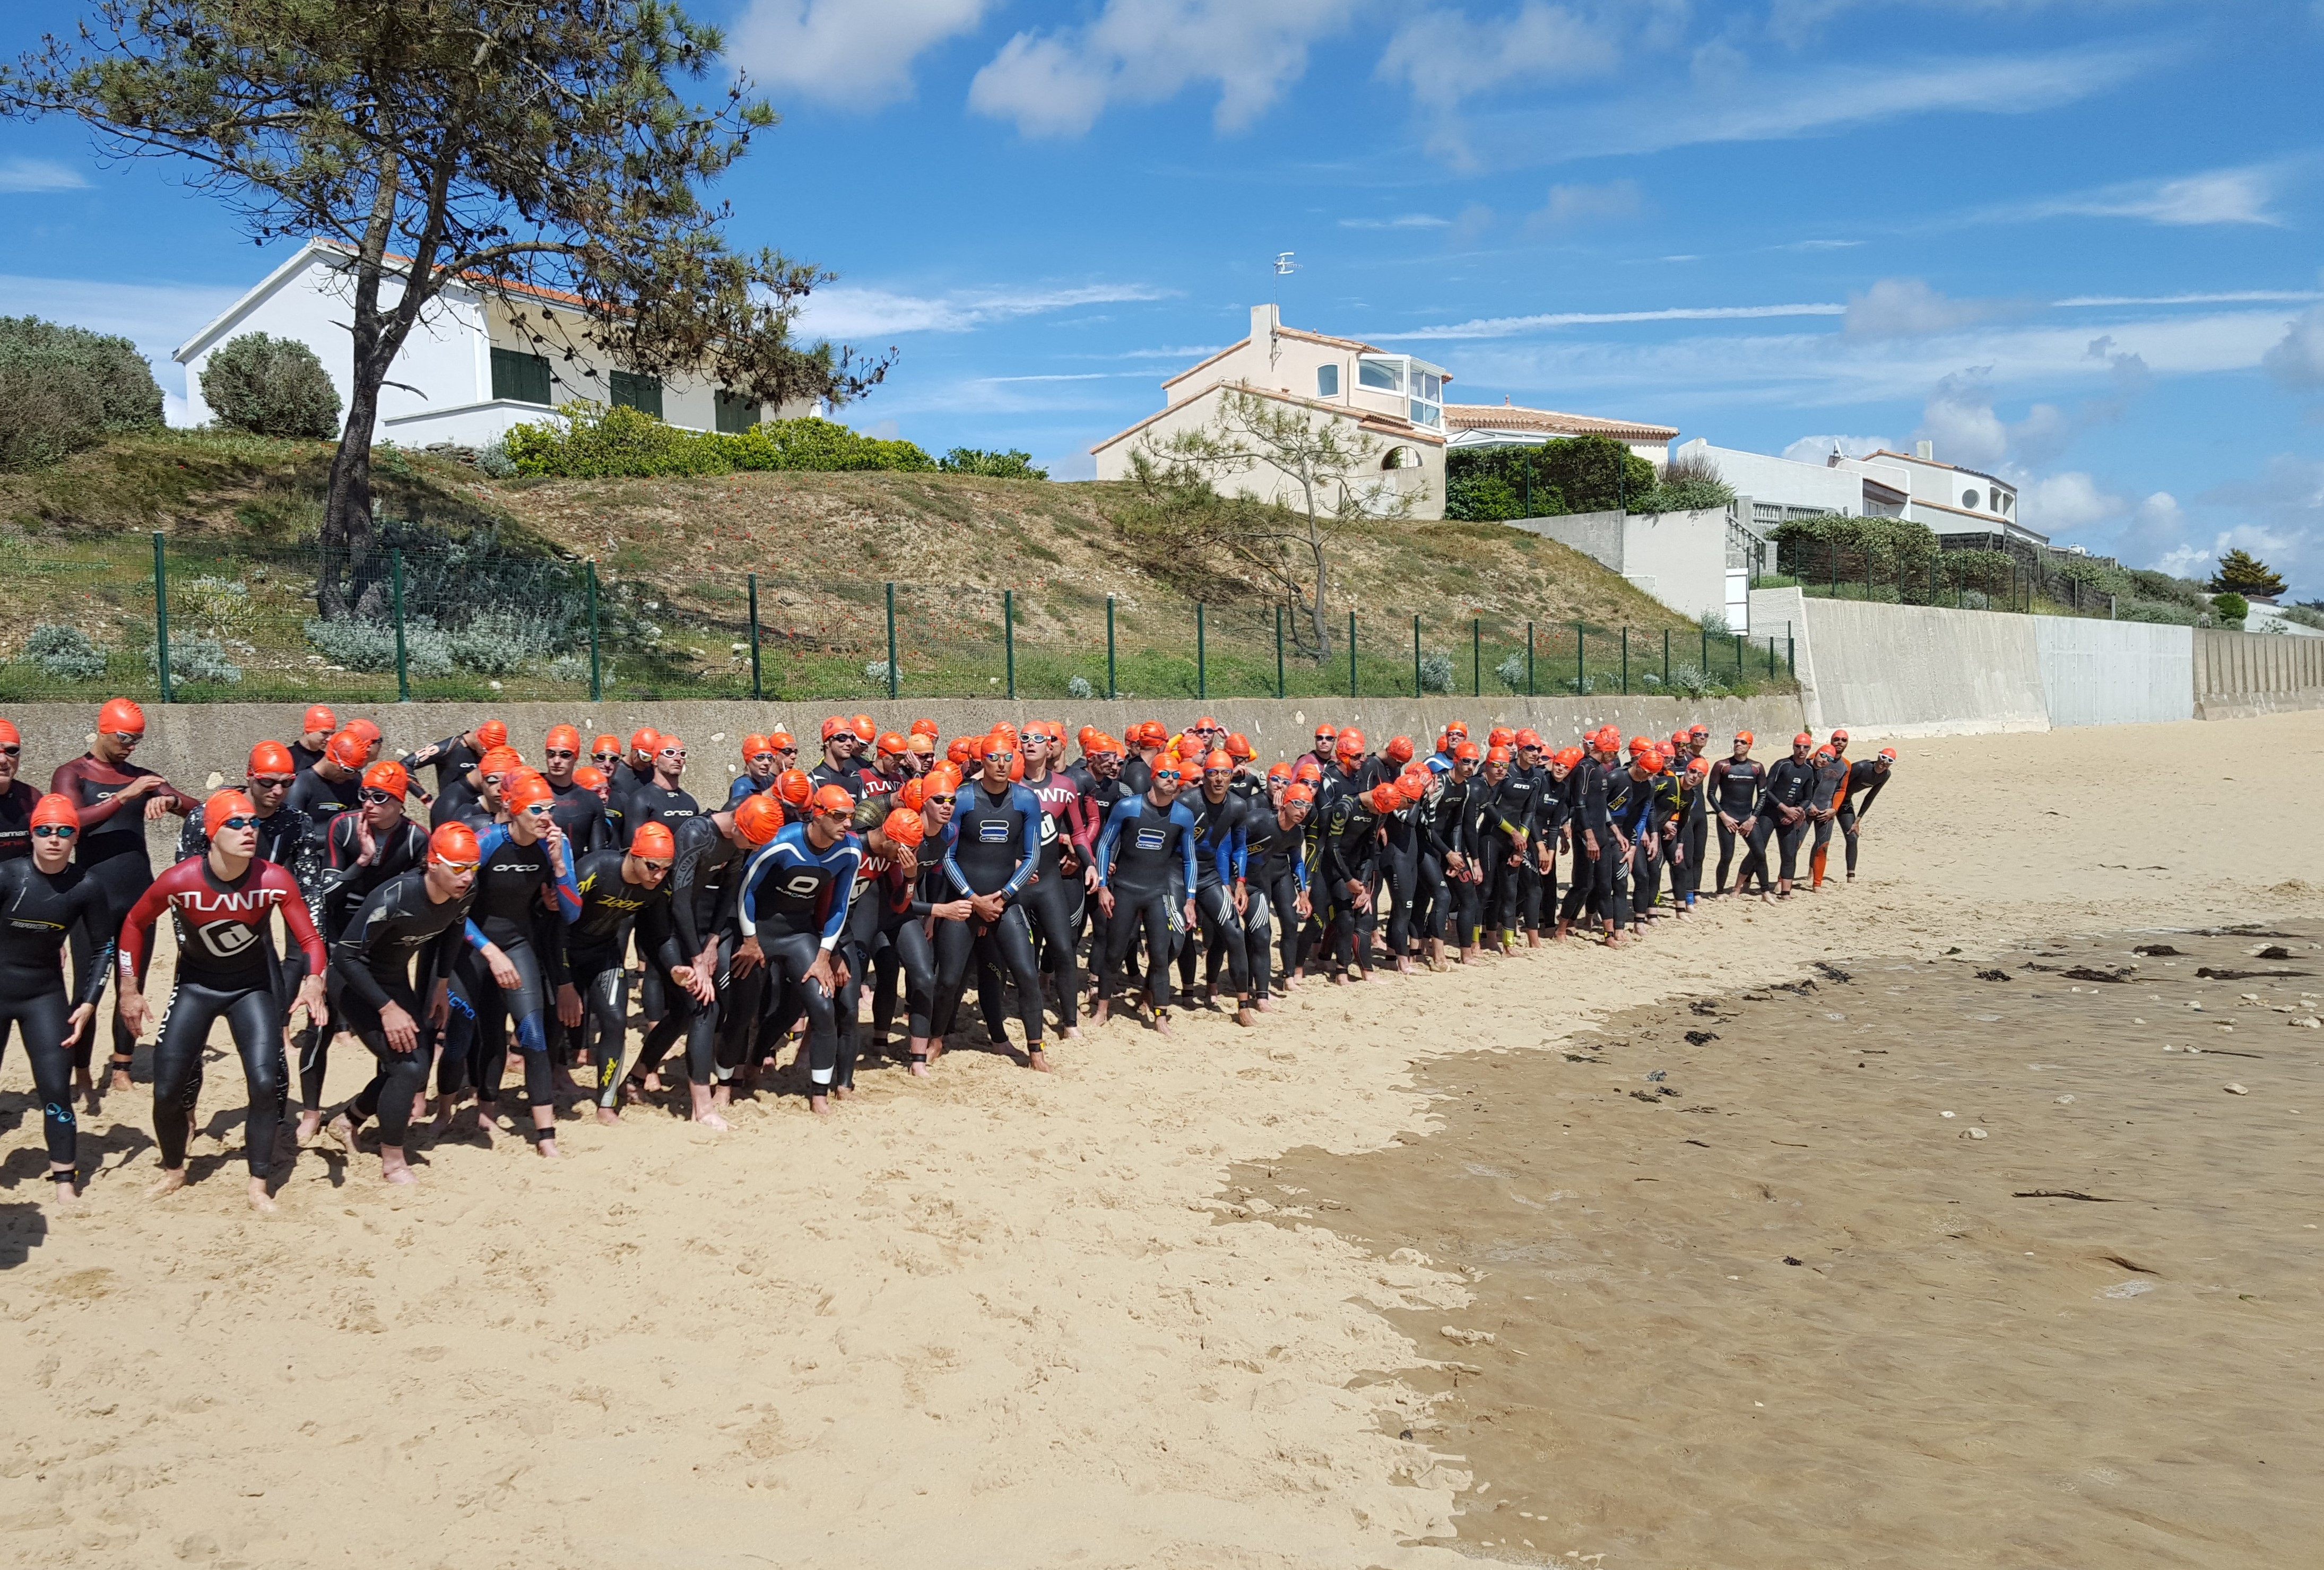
(1181, 785, 1252, 997)
(1709, 756, 1767, 892)
(1755, 756, 1817, 887)
(332, 869, 478, 1149)
(0, 857, 112, 1169)
(630, 814, 749, 1094)
(1558, 758, 1616, 926)
(1242, 807, 1307, 1000)
(1838, 759, 1891, 874)
(566, 848, 681, 1106)
(1094, 794, 1198, 1011)
(933, 779, 1047, 1049)
(0, 779, 39, 862)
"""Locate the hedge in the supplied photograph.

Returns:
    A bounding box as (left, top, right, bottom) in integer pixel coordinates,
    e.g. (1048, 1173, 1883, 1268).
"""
(502, 403, 937, 479)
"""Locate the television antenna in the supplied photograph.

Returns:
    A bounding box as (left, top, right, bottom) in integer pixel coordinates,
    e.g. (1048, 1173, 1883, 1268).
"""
(1270, 251, 1297, 364)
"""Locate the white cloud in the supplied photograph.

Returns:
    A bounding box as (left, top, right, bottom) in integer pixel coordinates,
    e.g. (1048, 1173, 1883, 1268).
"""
(2261, 305, 2324, 389)
(1383, 300, 1845, 340)
(1844, 278, 2010, 338)
(1918, 372, 2010, 468)
(2026, 471, 2123, 533)
(2055, 290, 2322, 308)
(732, 0, 994, 107)
(1530, 178, 1644, 230)
(162, 388, 195, 428)
(1782, 433, 1890, 463)
(1442, 39, 2170, 166)
(1339, 214, 1453, 230)
(796, 281, 1174, 337)
(0, 157, 90, 194)
(968, 0, 1362, 137)
(0, 272, 246, 396)
(1980, 164, 2287, 228)
(1377, 3, 1623, 119)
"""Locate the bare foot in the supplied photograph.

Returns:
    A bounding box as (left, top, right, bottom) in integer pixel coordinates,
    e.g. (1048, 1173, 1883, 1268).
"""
(1151, 1012, 1174, 1038)
(534, 1135, 560, 1159)
(692, 1108, 730, 1130)
(1235, 1006, 1256, 1027)
(1093, 999, 1111, 1027)
(1060, 1025, 1082, 1041)
(621, 1079, 645, 1106)
(110, 1064, 134, 1095)
(1254, 996, 1275, 1013)
(49, 1173, 79, 1208)
(247, 1176, 278, 1213)
(295, 1109, 324, 1144)
(326, 1113, 361, 1153)
(809, 1093, 832, 1116)
(910, 1057, 931, 1079)
(641, 1071, 665, 1094)
(1396, 957, 1415, 974)
(1364, 969, 1387, 985)
(1333, 972, 1351, 987)
(148, 1167, 187, 1199)
(595, 1105, 620, 1126)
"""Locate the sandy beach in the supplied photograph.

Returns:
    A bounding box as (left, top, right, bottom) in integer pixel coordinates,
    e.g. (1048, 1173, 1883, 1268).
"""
(1, 710, 2319, 1569)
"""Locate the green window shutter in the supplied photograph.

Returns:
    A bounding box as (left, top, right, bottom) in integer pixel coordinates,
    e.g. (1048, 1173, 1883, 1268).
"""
(491, 348, 552, 405)
(610, 370, 663, 419)
(714, 389, 760, 433)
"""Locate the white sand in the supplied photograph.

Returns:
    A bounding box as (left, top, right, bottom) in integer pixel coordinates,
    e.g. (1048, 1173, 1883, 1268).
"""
(0, 710, 2317, 1567)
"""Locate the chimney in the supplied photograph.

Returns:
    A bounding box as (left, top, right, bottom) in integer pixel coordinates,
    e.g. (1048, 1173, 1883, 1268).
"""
(1914, 439, 1933, 461)
(1251, 302, 1278, 343)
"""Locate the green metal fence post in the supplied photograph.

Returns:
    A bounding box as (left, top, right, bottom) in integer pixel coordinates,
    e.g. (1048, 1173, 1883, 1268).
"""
(586, 561, 602, 701)
(1472, 618, 1481, 698)
(1348, 611, 1357, 699)
(1195, 602, 1206, 701)
(1620, 627, 1628, 695)
(391, 548, 410, 702)
(1412, 613, 1421, 698)
(1767, 630, 1776, 675)
(884, 582, 898, 700)
(1702, 624, 1710, 673)
(1005, 589, 1017, 701)
(1527, 621, 1535, 697)
(1733, 632, 1744, 678)
(1575, 620, 1584, 693)
(151, 532, 171, 703)
(1106, 595, 1117, 699)
(1787, 624, 1794, 674)
(747, 573, 762, 702)
(1274, 604, 1285, 699)
(1662, 627, 1670, 688)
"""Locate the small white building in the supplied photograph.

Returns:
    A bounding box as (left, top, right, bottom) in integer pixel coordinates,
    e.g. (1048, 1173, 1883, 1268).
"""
(1091, 305, 1450, 518)
(1675, 437, 2040, 545)
(173, 239, 813, 448)
(1445, 399, 1676, 466)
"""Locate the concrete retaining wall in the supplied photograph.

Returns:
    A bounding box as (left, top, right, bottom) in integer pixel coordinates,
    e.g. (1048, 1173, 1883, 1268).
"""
(1512, 507, 1732, 625)
(0, 692, 1808, 811)
(2033, 619, 2193, 728)
(1751, 586, 2050, 738)
(2194, 628, 2324, 718)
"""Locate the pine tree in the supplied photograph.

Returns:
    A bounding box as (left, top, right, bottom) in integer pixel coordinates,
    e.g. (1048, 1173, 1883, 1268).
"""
(2209, 549, 2286, 598)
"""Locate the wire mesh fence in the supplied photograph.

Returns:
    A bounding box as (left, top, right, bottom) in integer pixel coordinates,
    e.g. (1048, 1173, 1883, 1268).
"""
(0, 531, 1800, 706)
(1765, 534, 2162, 619)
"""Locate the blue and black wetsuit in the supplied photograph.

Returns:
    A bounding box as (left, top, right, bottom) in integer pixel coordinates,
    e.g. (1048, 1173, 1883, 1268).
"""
(1094, 793, 1199, 1011)
(735, 823, 860, 1089)
(932, 777, 1048, 1052)
(448, 824, 580, 1122)
(1180, 785, 1252, 997)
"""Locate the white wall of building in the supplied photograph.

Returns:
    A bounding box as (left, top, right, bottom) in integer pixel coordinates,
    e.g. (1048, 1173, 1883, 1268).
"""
(1677, 438, 1864, 515)
(1515, 506, 1732, 627)
(1095, 381, 1443, 518)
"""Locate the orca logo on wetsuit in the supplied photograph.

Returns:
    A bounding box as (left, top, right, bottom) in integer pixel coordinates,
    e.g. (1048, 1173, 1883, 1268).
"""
(781, 871, 824, 897)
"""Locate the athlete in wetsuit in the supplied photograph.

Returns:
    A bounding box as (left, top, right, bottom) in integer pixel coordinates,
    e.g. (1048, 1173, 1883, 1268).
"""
(1016, 725, 1090, 1039)
(0, 794, 113, 1200)
(51, 698, 196, 1090)
(733, 787, 861, 1112)
(1753, 733, 1817, 898)
(1555, 728, 1621, 943)
(1707, 732, 1767, 896)
(931, 738, 1051, 1064)
(541, 724, 613, 856)
(628, 794, 783, 1122)
(1837, 748, 1896, 879)
(404, 718, 507, 829)
(288, 705, 336, 775)
(433, 769, 580, 1153)
(118, 790, 328, 1211)
(627, 736, 700, 839)
(1426, 744, 1485, 963)
(1093, 758, 1199, 1033)
(1241, 782, 1312, 1006)
(326, 821, 480, 1184)
(564, 821, 703, 1123)
(0, 717, 37, 862)
(284, 731, 366, 859)
(726, 735, 779, 808)
(1181, 750, 1257, 1025)
(810, 716, 869, 800)
(1806, 743, 1850, 890)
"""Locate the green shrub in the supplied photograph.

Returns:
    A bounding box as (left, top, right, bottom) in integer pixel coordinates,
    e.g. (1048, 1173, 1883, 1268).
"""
(722, 416, 935, 473)
(502, 405, 936, 478)
(1443, 436, 1650, 519)
(23, 623, 108, 681)
(1637, 450, 1736, 514)
(1445, 472, 1525, 522)
(2279, 603, 2324, 632)
(0, 364, 108, 471)
(2118, 600, 2200, 626)
(0, 315, 164, 431)
(154, 633, 241, 685)
(1417, 650, 1454, 692)
(201, 332, 341, 438)
(938, 447, 1047, 480)
(2210, 591, 2248, 626)
(2127, 568, 2207, 609)
(1773, 514, 1942, 582)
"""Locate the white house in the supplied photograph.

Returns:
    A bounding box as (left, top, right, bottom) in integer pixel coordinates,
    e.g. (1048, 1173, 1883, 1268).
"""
(1091, 304, 1451, 518)
(174, 239, 815, 448)
(1445, 398, 1676, 466)
(1676, 437, 2040, 545)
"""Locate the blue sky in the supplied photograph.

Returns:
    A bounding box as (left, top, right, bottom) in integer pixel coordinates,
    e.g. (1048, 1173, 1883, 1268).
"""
(5, 0, 2323, 594)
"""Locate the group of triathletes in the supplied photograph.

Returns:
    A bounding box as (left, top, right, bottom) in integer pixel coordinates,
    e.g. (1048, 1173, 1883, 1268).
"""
(0, 698, 1893, 1207)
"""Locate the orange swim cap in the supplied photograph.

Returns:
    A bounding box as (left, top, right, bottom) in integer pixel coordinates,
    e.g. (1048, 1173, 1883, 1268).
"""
(503, 771, 554, 812)
(812, 784, 857, 818)
(362, 760, 409, 797)
(302, 704, 337, 733)
(98, 697, 145, 735)
(629, 821, 676, 858)
(478, 747, 522, 778)
(203, 788, 256, 835)
(30, 793, 79, 831)
(573, 766, 606, 790)
(326, 730, 370, 769)
(475, 719, 508, 751)
(774, 768, 814, 807)
(630, 727, 661, 754)
(247, 741, 295, 776)
(881, 808, 926, 848)
(545, 723, 581, 754)
(733, 794, 785, 846)
(1384, 735, 1415, 764)
(429, 821, 481, 866)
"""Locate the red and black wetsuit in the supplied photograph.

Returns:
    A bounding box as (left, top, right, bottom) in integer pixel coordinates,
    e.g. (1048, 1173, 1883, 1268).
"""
(51, 752, 195, 1066)
(120, 854, 325, 1176)
(1018, 766, 1090, 1032)
(0, 779, 40, 861)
